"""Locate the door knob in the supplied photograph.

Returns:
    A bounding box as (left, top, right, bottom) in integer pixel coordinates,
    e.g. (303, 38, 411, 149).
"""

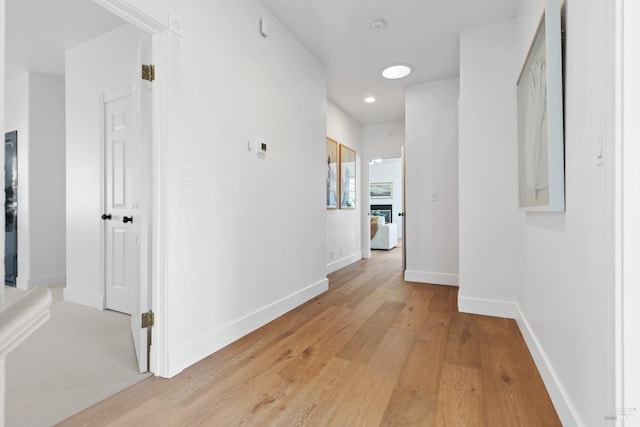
(398, 212, 405, 217)
(101, 214, 112, 220)
(123, 216, 133, 224)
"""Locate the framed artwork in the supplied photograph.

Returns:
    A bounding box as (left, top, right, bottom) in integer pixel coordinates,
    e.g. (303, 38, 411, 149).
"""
(370, 182, 393, 199)
(326, 138, 338, 209)
(339, 144, 356, 209)
(516, 0, 565, 212)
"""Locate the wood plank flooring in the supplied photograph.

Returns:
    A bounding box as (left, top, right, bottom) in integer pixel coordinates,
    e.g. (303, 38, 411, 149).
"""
(58, 248, 561, 426)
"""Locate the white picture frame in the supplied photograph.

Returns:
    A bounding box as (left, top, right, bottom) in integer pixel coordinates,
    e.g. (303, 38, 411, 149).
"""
(516, 0, 565, 212)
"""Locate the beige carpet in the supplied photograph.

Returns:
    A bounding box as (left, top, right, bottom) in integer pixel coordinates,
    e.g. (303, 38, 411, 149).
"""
(3, 286, 150, 427)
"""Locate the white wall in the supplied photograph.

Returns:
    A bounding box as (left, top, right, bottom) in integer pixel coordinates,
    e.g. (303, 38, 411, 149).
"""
(516, 0, 613, 424)
(28, 73, 66, 287)
(5, 72, 66, 290)
(157, 0, 328, 375)
(404, 78, 459, 285)
(458, 1, 617, 424)
(64, 23, 141, 308)
(4, 74, 28, 148)
(369, 158, 403, 237)
(458, 21, 521, 316)
(326, 100, 363, 273)
(363, 121, 404, 160)
(66, 3, 329, 378)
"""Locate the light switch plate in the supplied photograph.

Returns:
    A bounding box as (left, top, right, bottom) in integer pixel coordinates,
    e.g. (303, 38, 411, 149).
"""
(182, 167, 193, 186)
(596, 135, 605, 166)
(260, 18, 269, 37)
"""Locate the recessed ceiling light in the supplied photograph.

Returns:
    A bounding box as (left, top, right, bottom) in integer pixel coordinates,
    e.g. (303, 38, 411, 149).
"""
(364, 96, 376, 103)
(381, 64, 413, 80)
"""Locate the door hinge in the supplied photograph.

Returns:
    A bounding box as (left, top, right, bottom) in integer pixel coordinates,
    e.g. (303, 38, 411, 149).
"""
(141, 64, 155, 82)
(142, 310, 155, 328)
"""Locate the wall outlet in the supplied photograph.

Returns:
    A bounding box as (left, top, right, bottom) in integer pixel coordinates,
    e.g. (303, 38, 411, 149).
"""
(339, 248, 343, 256)
(329, 250, 334, 260)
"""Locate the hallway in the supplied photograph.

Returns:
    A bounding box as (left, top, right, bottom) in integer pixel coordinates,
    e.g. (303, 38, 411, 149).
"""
(60, 247, 560, 426)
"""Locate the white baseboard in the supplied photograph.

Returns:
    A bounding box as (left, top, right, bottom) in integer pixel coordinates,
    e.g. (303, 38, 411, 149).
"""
(0, 358, 5, 425)
(63, 287, 104, 310)
(167, 278, 329, 378)
(457, 295, 518, 319)
(33, 274, 67, 288)
(326, 252, 362, 274)
(404, 270, 459, 286)
(19, 274, 66, 290)
(515, 306, 582, 427)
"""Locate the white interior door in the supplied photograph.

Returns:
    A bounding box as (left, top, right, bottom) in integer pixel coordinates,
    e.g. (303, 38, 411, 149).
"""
(401, 146, 406, 271)
(104, 91, 139, 316)
(130, 33, 153, 374)
(103, 33, 152, 373)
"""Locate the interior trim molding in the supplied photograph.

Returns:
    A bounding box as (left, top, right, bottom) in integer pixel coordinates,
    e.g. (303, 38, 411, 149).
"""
(92, 0, 182, 35)
(515, 305, 582, 427)
(24, 274, 67, 290)
(63, 288, 104, 310)
(327, 252, 362, 275)
(0, 0, 4, 309)
(457, 295, 517, 319)
(404, 270, 459, 286)
(91, 0, 182, 378)
(167, 278, 329, 378)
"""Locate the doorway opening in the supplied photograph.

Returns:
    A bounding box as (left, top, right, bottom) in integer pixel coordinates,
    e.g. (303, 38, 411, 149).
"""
(3, 2, 175, 418)
(368, 157, 404, 268)
(4, 130, 17, 287)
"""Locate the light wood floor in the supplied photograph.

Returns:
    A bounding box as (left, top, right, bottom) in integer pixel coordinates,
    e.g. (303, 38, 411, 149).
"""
(59, 248, 561, 426)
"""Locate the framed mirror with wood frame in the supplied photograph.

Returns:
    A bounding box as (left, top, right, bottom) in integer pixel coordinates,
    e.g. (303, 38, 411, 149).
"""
(339, 144, 356, 209)
(326, 137, 338, 209)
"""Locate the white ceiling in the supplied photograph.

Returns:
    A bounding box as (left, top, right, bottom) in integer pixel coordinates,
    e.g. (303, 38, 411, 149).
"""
(5, 0, 520, 125)
(5, 0, 125, 79)
(260, 0, 520, 125)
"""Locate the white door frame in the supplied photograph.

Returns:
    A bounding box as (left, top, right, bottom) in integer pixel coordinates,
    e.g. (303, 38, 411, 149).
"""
(361, 157, 371, 260)
(366, 156, 405, 264)
(0, 0, 5, 310)
(616, 0, 640, 422)
(92, 0, 181, 378)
